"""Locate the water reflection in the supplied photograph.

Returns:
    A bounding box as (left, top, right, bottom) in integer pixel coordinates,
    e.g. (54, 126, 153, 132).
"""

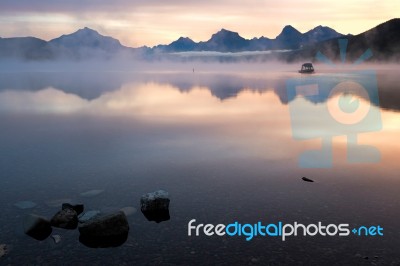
(0, 69, 399, 111)
(0, 69, 399, 264)
(0, 70, 399, 167)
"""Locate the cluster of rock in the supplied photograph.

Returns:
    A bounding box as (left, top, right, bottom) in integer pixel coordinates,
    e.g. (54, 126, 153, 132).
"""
(23, 189, 170, 248)
(23, 203, 129, 248)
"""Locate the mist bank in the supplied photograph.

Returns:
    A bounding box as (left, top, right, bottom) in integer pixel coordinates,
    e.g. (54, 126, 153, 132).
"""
(0, 62, 400, 113)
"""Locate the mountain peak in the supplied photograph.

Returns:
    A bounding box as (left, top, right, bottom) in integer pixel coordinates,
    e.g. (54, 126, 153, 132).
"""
(49, 27, 123, 52)
(279, 25, 301, 35)
(74, 27, 100, 36)
(303, 25, 343, 43)
(214, 28, 240, 37)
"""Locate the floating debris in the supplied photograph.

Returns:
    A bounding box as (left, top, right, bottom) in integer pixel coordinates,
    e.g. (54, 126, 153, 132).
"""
(51, 235, 61, 244)
(0, 244, 8, 258)
(80, 189, 104, 198)
(14, 201, 37, 209)
(301, 177, 314, 182)
(120, 207, 137, 217)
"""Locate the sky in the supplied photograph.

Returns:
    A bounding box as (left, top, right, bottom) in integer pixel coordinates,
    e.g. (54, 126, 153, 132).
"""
(0, 0, 399, 47)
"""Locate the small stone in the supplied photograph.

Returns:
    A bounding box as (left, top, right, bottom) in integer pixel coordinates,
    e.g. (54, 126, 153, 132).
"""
(355, 253, 362, 258)
(140, 190, 170, 223)
(302, 177, 314, 182)
(190, 251, 196, 255)
(51, 208, 78, 229)
(78, 210, 101, 223)
(14, 201, 37, 209)
(0, 244, 8, 258)
(62, 203, 84, 215)
(80, 189, 104, 197)
(23, 214, 52, 241)
(120, 207, 137, 217)
(78, 211, 129, 248)
(363, 256, 369, 260)
(51, 235, 61, 244)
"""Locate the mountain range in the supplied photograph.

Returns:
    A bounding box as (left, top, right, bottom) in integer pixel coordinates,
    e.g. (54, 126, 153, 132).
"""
(154, 25, 344, 52)
(0, 18, 399, 61)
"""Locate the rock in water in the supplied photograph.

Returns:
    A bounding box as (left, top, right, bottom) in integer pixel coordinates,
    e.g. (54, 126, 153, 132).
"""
(140, 190, 170, 223)
(51, 208, 78, 229)
(78, 211, 129, 248)
(80, 189, 104, 198)
(51, 235, 61, 244)
(0, 244, 8, 258)
(302, 177, 314, 182)
(23, 214, 52, 241)
(14, 201, 37, 209)
(62, 203, 84, 215)
(78, 210, 101, 223)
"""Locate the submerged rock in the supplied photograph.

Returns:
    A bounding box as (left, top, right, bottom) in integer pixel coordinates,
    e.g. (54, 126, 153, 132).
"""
(51, 208, 78, 229)
(80, 189, 104, 198)
(23, 214, 52, 241)
(0, 244, 8, 258)
(302, 177, 314, 182)
(51, 234, 62, 244)
(78, 211, 129, 248)
(14, 201, 37, 209)
(78, 210, 101, 223)
(140, 190, 170, 223)
(62, 203, 84, 215)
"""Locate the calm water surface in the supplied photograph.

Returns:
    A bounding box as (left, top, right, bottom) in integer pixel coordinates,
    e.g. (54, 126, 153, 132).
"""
(0, 66, 399, 265)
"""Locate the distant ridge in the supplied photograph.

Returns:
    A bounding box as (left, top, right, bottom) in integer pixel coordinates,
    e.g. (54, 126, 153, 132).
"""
(0, 19, 399, 62)
(154, 25, 343, 52)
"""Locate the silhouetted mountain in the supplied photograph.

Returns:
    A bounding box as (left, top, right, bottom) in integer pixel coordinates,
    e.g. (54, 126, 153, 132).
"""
(154, 37, 196, 52)
(0, 27, 136, 60)
(302, 26, 343, 44)
(196, 29, 250, 52)
(156, 25, 344, 53)
(1, 19, 399, 61)
(47, 27, 130, 59)
(274, 25, 303, 49)
(49, 27, 124, 52)
(0, 37, 50, 59)
(286, 18, 400, 62)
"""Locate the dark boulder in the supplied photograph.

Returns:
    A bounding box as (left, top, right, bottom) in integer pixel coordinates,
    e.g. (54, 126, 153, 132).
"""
(78, 211, 129, 248)
(23, 214, 52, 241)
(62, 203, 84, 215)
(140, 190, 170, 223)
(51, 208, 78, 229)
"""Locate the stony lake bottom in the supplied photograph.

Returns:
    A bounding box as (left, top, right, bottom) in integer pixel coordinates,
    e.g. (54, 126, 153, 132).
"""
(0, 63, 399, 265)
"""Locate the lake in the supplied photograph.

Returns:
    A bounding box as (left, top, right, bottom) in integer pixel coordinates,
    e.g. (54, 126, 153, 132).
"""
(0, 63, 399, 265)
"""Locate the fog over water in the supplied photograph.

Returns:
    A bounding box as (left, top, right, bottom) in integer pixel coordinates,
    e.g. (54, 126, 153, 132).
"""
(0, 61, 399, 265)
